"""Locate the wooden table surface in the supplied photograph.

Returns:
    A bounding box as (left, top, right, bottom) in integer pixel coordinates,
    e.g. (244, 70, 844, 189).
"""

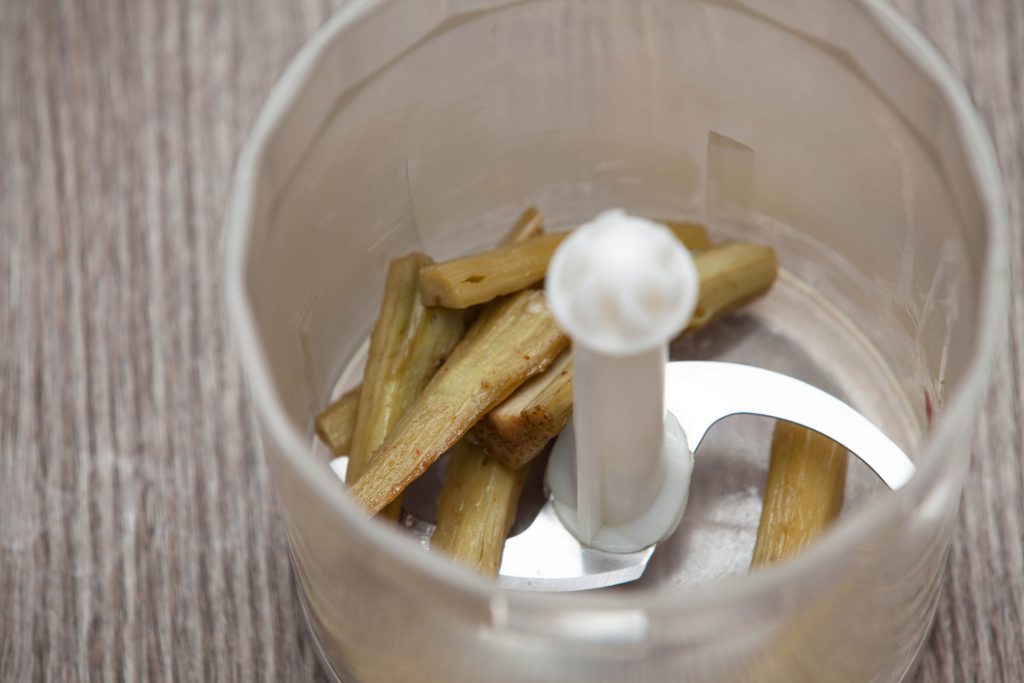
(1, 1, 1021, 681)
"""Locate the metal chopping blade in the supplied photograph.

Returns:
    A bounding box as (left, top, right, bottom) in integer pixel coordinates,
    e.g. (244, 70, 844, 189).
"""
(495, 361, 916, 592)
(329, 361, 916, 593)
(498, 503, 656, 591)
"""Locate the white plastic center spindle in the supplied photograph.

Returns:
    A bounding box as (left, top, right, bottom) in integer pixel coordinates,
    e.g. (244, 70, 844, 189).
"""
(546, 210, 699, 552)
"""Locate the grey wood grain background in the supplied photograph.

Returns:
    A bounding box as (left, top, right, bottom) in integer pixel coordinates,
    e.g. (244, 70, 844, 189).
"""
(1, 1, 1020, 681)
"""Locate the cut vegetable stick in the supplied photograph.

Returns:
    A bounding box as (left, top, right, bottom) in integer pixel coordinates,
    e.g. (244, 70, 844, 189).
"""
(350, 289, 569, 514)
(338, 209, 540, 518)
(314, 385, 361, 455)
(750, 421, 848, 567)
(486, 350, 573, 443)
(348, 253, 467, 519)
(688, 242, 779, 333)
(348, 253, 466, 479)
(472, 241, 778, 469)
(432, 440, 529, 575)
(428, 207, 545, 570)
(419, 222, 711, 309)
(469, 352, 573, 469)
(500, 206, 544, 246)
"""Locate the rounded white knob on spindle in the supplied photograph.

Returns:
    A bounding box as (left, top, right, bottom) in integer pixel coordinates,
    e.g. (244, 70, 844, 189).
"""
(546, 210, 700, 356)
(545, 210, 699, 553)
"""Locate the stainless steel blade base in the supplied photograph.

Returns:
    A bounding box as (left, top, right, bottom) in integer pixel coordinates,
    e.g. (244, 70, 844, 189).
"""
(332, 361, 915, 593)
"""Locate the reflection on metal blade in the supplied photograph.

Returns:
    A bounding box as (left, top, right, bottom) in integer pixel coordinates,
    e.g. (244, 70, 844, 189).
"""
(664, 362, 915, 490)
(329, 361, 915, 592)
(498, 502, 655, 591)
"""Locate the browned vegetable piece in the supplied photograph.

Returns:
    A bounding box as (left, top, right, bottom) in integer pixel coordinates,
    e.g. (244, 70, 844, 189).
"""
(500, 206, 544, 246)
(349, 289, 569, 515)
(750, 421, 848, 567)
(469, 352, 573, 469)
(472, 242, 778, 469)
(348, 253, 467, 519)
(688, 242, 779, 333)
(432, 440, 529, 575)
(314, 385, 361, 455)
(428, 206, 544, 565)
(419, 222, 711, 309)
(428, 206, 545, 570)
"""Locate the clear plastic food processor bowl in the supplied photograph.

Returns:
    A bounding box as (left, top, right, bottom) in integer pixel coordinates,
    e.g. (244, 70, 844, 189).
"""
(224, 1, 1008, 681)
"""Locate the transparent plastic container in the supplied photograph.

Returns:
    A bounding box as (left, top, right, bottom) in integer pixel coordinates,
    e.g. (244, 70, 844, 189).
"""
(224, 1, 1008, 681)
